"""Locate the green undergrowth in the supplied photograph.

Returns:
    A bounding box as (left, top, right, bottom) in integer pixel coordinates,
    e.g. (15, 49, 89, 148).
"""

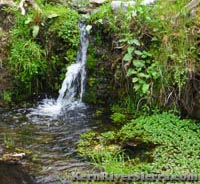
(44, 4, 80, 49)
(85, 0, 200, 115)
(78, 113, 200, 182)
(119, 113, 200, 173)
(3, 3, 80, 102)
(8, 11, 47, 98)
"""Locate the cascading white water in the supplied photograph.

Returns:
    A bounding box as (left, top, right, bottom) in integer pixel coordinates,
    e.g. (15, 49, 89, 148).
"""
(57, 23, 88, 105)
(30, 23, 89, 117)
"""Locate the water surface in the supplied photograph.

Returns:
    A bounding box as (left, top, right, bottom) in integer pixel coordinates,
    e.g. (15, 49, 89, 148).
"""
(0, 106, 111, 184)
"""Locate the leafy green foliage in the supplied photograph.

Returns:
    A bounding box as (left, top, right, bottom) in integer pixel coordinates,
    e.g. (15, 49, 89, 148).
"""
(79, 113, 200, 179)
(3, 92, 12, 104)
(89, 4, 115, 28)
(32, 25, 40, 38)
(92, 151, 134, 175)
(100, 131, 116, 143)
(111, 112, 127, 124)
(2, 3, 82, 102)
(46, 5, 80, 48)
(122, 38, 160, 97)
(119, 113, 200, 173)
(9, 40, 46, 92)
(9, 12, 47, 96)
(77, 131, 98, 157)
(132, 0, 197, 108)
(77, 129, 121, 158)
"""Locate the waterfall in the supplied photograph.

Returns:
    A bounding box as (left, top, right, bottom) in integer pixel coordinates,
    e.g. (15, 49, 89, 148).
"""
(57, 23, 88, 105)
(30, 23, 89, 117)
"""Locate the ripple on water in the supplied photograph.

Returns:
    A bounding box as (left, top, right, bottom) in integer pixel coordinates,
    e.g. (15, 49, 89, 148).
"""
(0, 105, 112, 184)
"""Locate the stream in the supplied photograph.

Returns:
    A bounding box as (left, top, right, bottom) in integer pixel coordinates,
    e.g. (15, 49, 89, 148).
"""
(0, 106, 112, 184)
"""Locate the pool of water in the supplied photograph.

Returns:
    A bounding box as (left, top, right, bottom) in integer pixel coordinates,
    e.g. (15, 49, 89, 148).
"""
(0, 105, 112, 184)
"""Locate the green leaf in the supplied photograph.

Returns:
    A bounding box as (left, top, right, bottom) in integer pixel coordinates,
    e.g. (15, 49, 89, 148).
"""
(134, 84, 140, 91)
(32, 25, 40, 38)
(133, 60, 145, 68)
(97, 19, 103, 24)
(151, 71, 160, 79)
(132, 77, 139, 83)
(119, 38, 128, 43)
(47, 14, 58, 19)
(152, 37, 158, 41)
(127, 69, 137, 76)
(25, 17, 32, 24)
(142, 83, 150, 94)
(138, 73, 149, 78)
(123, 53, 132, 61)
(134, 50, 143, 56)
(138, 79, 145, 84)
(128, 47, 134, 54)
(153, 28, 159, 32)
(129, 39, 140, 46)
(143, 51, 152, 57)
